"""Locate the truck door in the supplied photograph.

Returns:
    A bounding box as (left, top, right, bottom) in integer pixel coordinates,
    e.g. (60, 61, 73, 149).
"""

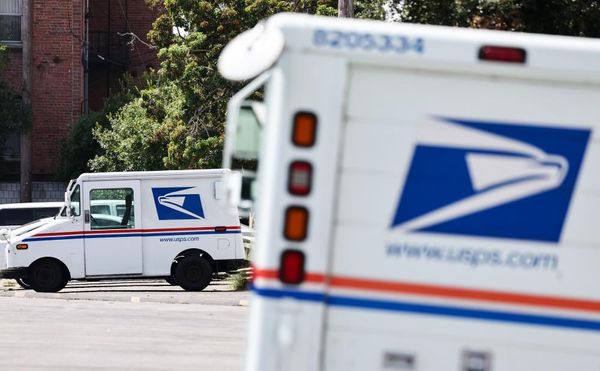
(82, 180, 142, 276)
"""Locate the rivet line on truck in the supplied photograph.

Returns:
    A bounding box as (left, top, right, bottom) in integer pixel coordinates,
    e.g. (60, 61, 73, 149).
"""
(0, 169, 246, 292)
(218, 13, 600, 371)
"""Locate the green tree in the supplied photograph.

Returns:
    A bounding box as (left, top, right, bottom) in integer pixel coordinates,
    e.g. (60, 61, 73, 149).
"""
(87, 0, 387, 173)
(89, 81, 185, 171)
(397, 0, 600, 37)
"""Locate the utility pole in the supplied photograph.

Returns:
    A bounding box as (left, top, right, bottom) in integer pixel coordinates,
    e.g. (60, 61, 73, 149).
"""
(20, 0, 32, 202)
(338, 0, 354, 18)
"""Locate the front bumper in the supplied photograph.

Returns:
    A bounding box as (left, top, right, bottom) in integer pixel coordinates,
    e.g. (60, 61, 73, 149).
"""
(0, 267, 27, 279)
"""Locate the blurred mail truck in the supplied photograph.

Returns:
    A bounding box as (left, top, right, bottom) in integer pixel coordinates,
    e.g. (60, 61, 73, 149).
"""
(218, 13, 600, 371)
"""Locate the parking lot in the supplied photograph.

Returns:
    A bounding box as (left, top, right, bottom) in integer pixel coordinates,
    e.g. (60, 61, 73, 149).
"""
(0, 279, 250, 370)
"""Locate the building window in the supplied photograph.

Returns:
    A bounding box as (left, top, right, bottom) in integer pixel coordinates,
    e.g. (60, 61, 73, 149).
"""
(0, 0, 21, 43)
(1, 130, 19, 161)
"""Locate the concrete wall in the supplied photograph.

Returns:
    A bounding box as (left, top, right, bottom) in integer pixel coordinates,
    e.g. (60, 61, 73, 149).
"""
(0, 182, 66, 204)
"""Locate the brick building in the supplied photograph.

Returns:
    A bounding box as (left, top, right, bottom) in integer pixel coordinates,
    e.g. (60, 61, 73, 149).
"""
(0, 0, 159, 196)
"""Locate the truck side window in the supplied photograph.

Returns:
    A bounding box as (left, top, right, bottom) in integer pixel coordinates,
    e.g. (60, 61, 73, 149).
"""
(89, 188, 134, 230)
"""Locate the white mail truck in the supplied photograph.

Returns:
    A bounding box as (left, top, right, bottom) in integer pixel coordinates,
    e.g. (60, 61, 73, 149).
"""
(218, 14, 600, 371)
(0, 170, 245, 292)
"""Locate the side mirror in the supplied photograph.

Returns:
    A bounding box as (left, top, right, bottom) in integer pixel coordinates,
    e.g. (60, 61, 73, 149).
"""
(64, 192, 72, 217)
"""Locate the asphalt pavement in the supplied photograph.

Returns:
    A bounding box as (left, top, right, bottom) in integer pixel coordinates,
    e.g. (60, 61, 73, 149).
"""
(0, 279, 251, 370)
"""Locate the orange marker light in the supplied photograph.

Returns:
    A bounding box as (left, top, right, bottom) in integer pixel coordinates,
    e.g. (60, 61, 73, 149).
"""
(292, 112, 317, 147)
(16, 244, 28, 250)
(284, 206, 309, 241)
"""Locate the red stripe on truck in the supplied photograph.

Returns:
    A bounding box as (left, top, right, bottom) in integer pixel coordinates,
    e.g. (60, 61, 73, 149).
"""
(33, 225, 241, 237)
(253, 268, 600, 314)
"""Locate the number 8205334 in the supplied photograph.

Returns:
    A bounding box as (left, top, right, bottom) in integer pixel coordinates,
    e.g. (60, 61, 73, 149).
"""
(313, 29, 424, 54)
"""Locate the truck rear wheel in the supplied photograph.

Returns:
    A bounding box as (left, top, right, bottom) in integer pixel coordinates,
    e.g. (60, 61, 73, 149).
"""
(175, 256, 212, 291)
(29, 259, 68, 293)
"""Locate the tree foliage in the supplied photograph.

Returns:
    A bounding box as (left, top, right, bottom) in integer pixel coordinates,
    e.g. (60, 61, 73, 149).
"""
(397, 0, 600, 36)
(55, 0, 600, 177)
(81, 0, 387, 174)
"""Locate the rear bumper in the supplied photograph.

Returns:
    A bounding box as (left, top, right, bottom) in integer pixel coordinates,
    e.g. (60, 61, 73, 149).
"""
(0, 267, 27, 279)
(216, 259, 249, 272)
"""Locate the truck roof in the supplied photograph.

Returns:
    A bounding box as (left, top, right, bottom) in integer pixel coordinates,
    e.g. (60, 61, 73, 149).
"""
(77, 169, 229, 182)
(256, 13, 600, 84)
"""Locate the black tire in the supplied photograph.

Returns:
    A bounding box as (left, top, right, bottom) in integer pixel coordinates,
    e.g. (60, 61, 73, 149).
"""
(175, 256, 213, 291)
(29, 259, 68, 293)
(16, 277, 32, 290)
(165, 276, 177, 285)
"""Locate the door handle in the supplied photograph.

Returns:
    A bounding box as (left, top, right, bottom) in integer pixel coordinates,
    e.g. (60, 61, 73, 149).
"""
(84, 210, 90, 223)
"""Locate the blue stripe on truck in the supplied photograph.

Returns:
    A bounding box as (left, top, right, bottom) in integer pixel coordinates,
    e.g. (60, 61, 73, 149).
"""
(253, 286, 600, 332)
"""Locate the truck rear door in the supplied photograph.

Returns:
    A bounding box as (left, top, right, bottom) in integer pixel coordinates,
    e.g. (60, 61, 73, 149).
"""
(82, 180, 143, 276)
(323, 64, 600, 370)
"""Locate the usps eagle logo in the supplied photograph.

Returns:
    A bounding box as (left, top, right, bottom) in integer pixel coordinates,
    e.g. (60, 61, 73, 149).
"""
(391, 117, 591, 242)
(152, 187, 205, 220)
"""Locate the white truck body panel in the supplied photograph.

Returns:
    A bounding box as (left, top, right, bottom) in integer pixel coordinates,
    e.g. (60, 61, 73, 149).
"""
(220, 14, 600, 371)
(3, 170, 244, 279)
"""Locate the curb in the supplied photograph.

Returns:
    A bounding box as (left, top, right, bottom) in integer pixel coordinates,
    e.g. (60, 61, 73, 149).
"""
(0, 279, 250, 307)
(0, 289, 250, 306)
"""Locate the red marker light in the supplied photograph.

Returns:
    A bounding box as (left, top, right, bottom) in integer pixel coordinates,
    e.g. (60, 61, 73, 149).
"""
(279, 249, 305, 284)
(479, 46, 526, 64)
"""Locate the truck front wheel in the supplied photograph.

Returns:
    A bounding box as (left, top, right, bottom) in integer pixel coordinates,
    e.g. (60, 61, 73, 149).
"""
(16, 277, 32, 290)
(29, 259, 68, 293)
(175, 256, 212, 291)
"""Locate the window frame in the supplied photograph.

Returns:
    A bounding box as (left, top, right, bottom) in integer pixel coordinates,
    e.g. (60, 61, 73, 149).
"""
(0, 0, 22, 44)
(88, 187, 135, 230)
